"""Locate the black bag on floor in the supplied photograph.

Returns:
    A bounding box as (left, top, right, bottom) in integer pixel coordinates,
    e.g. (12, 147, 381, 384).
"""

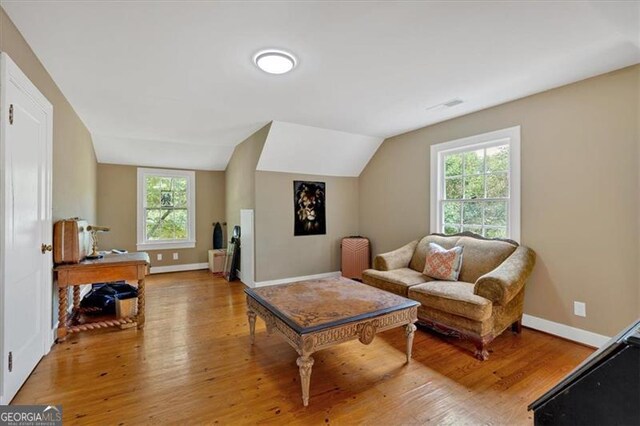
(80, 281, 138, 314)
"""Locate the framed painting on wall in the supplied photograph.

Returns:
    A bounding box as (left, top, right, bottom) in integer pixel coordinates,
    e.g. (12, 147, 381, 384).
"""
(293, 181, 326, 236)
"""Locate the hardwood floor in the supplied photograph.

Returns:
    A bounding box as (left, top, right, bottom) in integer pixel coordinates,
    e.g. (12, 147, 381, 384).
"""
(13, 270, 592, 425)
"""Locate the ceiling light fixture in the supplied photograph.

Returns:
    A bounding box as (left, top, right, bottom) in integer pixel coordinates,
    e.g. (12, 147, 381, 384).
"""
(253, 49, 297, 75)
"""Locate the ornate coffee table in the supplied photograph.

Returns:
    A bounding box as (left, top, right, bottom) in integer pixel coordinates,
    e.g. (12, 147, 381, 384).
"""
(245, 277, 419, 406)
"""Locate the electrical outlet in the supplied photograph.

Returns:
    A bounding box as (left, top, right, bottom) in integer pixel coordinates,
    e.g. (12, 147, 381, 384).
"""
(574, 301, 586, 317)
(157, 253, 162, 261)
(173, 252, 179, 260)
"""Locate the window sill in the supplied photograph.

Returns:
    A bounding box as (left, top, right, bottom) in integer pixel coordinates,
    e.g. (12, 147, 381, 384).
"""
(136, 241, 196, 251)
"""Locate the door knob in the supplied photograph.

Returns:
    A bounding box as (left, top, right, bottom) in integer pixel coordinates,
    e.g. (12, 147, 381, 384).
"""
(41, 243, 53, 254)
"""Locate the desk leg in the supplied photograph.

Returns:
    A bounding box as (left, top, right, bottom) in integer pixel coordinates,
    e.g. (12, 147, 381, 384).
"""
(73, 286, 81, 310)
(57, 286, 68, 342)
(137, 278, 145, 329)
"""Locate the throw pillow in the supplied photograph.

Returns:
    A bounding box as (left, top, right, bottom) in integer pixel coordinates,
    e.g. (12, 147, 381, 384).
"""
(423, 243, 463, 281)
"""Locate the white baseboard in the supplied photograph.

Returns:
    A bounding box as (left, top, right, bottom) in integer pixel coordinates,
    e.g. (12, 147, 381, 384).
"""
(254, 271, 342, 287)
(522, 314, 610, 348)
(150, 262, 208, 274)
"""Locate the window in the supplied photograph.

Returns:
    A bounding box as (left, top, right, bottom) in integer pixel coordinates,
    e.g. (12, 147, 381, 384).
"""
(430, 126, 520, 241)
(137, 168, 196, 250)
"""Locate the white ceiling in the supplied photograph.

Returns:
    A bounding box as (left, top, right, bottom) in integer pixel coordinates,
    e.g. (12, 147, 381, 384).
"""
(257, 121, 383, 177)
(3, 1, 639, 171)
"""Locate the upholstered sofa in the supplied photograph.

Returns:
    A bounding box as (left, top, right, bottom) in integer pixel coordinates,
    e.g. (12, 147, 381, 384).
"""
(362, 232, 536, 360)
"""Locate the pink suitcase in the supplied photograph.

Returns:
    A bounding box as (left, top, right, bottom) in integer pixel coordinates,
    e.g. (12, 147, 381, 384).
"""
(341, 236, 371, 281)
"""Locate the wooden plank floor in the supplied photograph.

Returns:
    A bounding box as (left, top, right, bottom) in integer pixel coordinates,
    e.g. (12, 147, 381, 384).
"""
(13, 270, 592, 425)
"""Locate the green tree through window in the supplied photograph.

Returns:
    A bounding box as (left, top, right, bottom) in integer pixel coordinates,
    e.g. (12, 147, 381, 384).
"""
(442, 144, 509, 238)
(145, 175, 189, 240)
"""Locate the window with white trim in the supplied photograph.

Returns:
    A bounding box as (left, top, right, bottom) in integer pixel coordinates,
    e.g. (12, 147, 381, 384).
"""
(137, 168, 196, 250)
(430, 126, 521, 241)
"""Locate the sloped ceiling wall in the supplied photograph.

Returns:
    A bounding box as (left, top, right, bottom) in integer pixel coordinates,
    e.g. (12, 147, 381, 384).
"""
(93, 134, 235, 171)
(257, 121, 384, 177)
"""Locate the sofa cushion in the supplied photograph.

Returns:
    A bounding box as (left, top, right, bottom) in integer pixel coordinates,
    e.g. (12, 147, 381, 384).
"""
(410, 235, 460, 273)
(362, 268, 430, 297)
(408, 281, 492, 322)
(455, 236, 517, 283)
(423, 243, 463, 281)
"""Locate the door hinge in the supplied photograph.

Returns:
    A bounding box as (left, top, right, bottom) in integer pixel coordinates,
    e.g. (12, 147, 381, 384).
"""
(9, 104, 14, 125)
(8, 352, 12, 372)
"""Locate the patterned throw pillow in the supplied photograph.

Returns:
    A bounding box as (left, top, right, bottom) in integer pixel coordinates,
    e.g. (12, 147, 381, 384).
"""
(423, 243, 464, 281)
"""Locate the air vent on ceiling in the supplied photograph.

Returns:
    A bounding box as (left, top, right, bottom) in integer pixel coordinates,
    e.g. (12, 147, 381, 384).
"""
(425, 98, 464, 112)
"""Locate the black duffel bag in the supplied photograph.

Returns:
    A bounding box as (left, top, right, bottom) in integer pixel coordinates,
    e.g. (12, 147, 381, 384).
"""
(80, 281, 138, 315)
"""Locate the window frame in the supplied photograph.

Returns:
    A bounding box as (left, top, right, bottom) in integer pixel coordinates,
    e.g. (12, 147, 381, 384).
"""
(136, 167, 196, 251)
(430, 126, 521, 242)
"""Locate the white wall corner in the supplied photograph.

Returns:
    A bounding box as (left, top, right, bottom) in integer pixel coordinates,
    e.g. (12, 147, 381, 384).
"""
(240, 209, 255, 288)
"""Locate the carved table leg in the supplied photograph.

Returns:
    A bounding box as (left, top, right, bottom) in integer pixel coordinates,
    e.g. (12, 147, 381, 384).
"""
(72, 286, 81, 309)
(247, 310, 257, 344)
(57, 285, 68, 342)
(405, 323, 417, 363)
(137, 278, 145, 329)
(296, 355, 314, 407)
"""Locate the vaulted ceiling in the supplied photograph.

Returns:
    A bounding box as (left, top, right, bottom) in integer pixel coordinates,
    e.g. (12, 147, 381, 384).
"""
(3, 1, 639, 172)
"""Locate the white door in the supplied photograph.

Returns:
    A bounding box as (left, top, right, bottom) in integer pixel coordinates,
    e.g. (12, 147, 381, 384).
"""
(0, 52, 53, 404)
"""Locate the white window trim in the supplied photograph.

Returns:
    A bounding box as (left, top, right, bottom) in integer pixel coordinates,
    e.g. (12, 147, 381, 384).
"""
(430, 126, 521, 242)
(137, 168, 196, 251)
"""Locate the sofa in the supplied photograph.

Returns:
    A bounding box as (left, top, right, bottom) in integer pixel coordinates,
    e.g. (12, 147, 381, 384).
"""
(362, 232, 536, 360)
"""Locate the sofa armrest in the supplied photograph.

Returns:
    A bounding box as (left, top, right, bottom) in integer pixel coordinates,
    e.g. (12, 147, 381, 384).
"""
(474, 246, 536, 305)
(373, 240, 418, 271)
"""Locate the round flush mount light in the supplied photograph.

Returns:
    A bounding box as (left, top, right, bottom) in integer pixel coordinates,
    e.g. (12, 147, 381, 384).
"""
(253, 49, 297, 74)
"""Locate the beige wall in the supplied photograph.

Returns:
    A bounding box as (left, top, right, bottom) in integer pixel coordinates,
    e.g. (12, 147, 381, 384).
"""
(97, 164, 225, 268)
(225, 124, 270, 231)
(255, 172, 359, 282)
(1, 7, 97, 223)
(360, 65, 640, 337)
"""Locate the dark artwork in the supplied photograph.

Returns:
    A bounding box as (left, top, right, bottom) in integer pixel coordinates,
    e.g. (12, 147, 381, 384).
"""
(294, 181, 326, 236)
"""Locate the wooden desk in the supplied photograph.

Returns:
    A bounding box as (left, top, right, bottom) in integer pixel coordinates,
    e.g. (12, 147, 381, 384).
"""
(54, 252, 150, 342)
